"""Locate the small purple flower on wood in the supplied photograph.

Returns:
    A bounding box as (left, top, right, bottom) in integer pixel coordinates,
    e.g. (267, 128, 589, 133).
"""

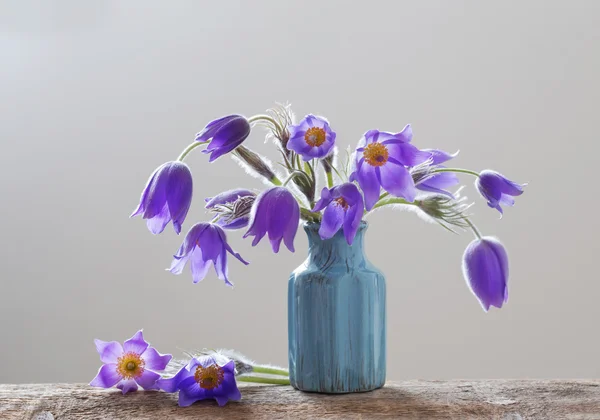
(350, 125, 431, 210)
(130, 161, 193, 235)
(169, 223, 249, 286)
(462, 237, 509, 312)
(90, 330, 171, 394)
(476, 170, 525, 216)
(286, 114, 336, 160)
(312, 183, 364, 245)
(196, 115, 251, 162)
(157, 357, 241, 407)
(243, 187, 300, 253)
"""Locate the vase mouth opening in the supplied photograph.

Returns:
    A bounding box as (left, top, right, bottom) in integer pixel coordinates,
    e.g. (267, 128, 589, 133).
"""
(303, 220, 368, 233)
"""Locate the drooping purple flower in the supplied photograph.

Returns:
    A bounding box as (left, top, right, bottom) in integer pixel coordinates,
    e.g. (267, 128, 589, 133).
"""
(130, 161, 193, 235)
(157, 357, 241, 407)
(243, 187, 299, 253)
(196, 115, 251, 162)
(205, 189, 256, 230)
(169, 223, 249, 286)
(286, 114, 336, 161)
(312, 183, 364, 245)
(476, 170, 525, 215)
(462, 237, 509, 312)
(415, 149, 460, 198)
(90, 330, 171, 394)
(350, 125, 431, 210)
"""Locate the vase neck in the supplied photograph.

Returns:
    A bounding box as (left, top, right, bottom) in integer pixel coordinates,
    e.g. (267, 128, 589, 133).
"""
(303, 223, 367, 269)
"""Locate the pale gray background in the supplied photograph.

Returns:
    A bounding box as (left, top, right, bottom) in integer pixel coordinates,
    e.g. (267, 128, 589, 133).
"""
(1, 1, 598, 384)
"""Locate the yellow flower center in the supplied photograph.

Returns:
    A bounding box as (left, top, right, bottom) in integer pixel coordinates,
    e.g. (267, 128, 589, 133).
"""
(334, 197, 349, 210)
(116, 352, 145, 379)
(304, 127, 327, 147)
(363, 143, 389, 167)
(194, 364, 225, 390)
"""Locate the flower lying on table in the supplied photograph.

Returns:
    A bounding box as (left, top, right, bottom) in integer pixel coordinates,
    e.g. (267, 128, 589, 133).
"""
(90, 331, 289, 406)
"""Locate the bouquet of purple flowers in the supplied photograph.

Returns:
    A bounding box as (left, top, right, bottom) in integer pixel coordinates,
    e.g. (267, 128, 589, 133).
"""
(92, 104, 525, 406)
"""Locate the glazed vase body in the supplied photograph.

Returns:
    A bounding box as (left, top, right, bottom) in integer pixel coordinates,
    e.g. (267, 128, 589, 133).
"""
(287, 223, 386, 393)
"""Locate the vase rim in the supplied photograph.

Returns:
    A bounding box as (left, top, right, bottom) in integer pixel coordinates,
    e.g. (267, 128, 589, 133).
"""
(303, 220, 368, 232)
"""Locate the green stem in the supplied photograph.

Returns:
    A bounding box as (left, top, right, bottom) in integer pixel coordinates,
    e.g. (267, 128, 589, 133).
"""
(237, 376, 290, 385)
(176, 141, 209, 161)
(252, 366, 289, 376)
(300, 207, 320, 222)
(432, 168, 480, 178)
(326, 170, 334, 188)
(463, 217, 482, 239)
(270, 176, 282, 186)
(371, 197, 414, 211)
(247, 114, 280, 127)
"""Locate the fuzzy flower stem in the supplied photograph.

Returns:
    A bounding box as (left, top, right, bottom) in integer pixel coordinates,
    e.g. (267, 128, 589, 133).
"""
(176, 140, 210, 162)
(326, 171, 334, 188)
(463, 217, 482, 239)
(252, 366, 290, 376)
(432, 168, 481, 178)
(247, 114, 280, 127)
(237, 376, 290, 385)
(300, 207, 321, 222)
(370, 197, 413, 212)
(270, 177, 282, 186)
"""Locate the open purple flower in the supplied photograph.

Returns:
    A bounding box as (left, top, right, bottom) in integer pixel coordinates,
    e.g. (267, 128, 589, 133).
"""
(90, 330, 171, 394)
(462, 237, 509, 312)
(415, 149, 460, 198)
(169, 223, 248, 286)
(130, 161, 193, 235)
(196, 115, 251, 162)
(243, 187, 299, 253)
(476, 170, 525, 215)
(205, 189, 256, 230)
(312, 183, 364, 245)
(287, 114, 336, 161)
(350, 125, 431, 210)
(158, 357, 241, 407)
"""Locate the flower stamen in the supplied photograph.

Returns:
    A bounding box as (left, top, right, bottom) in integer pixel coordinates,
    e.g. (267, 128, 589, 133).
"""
(194, 364, 225, 390)
(304, 127, 326, 147)
(334, 197, 349, 211)
(363, 143, 389, 167)
(116, 352, 145, 379)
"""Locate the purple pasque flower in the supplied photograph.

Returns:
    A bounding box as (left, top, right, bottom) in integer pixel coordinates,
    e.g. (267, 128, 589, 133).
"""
(90, 330, 171, 394)
(205, 189, 256, 230)
(286, 114, 336, 161)
(475, 170, 525, 216)
(312, 183, 364, 245)
(196, 115, 251, 162)
(169, 223, 248, 286)
(131, 161, 193, 235)
(158, 357, 241, 407)
(243, 187, 300, 253)
(462, 237, 509, 312)
(415, 149, 460, 198)
(350, 125, 431, 210)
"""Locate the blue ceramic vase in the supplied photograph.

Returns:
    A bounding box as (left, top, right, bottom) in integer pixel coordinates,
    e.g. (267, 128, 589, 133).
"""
(288, 222, 386, 393)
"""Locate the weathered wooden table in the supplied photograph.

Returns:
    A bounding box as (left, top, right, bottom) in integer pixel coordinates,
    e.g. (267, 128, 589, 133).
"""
(1, 381, 599, 419)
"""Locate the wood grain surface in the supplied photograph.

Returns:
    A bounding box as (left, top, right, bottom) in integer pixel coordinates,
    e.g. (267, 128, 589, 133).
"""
(1, 380, 599, 419)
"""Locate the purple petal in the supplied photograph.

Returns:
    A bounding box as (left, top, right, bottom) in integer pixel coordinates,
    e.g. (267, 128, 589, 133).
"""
(190, 247, 211, 284)
(343, 200, 364, 246)
(89, 364, 121, 388)
(195, 115, 239, 142)
(157, 366, 192, 393)
(386, 142, 431, 167)
(169, 254, 190, 275)
(218, 216, 250, 230)
(355, 160, 381, 211)
(422, 148, 459, 165)
(146, 203, 171, 235)
(319, 203, 344, 240)
(94, 340, 123, 364)
(417, 172, 460, 198)
(141, 347, 172, 371)
(166, 162, 193, 234)
(135, 369, 161, 390)
(286, 133, 314, 156)
(378, 161, 417, 202)
(178, 381, 206, 407)
(214, 248, 232, 286)
(174, 223, 210, 258)
(462, 237, 509, 311)
(217, 227, 249, 265)
(204, 117, 250, 162)
(141, 163, 170, 219)
(123, 330, 149, 355)
(312, 187, 333, 212)
(117, 379, 138, 394)
(130, 166, 161, 218)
